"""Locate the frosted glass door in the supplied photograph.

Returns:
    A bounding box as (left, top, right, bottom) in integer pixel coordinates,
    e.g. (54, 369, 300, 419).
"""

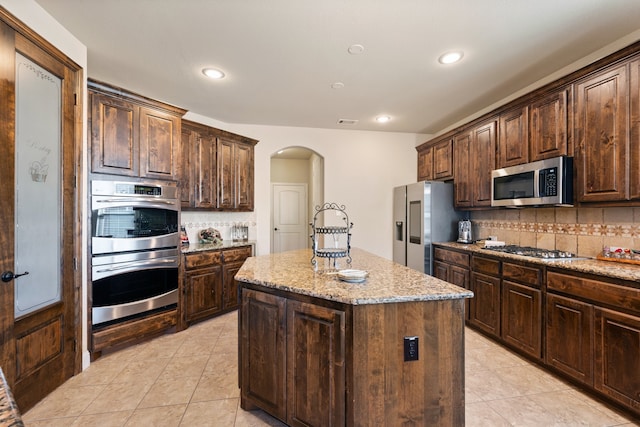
(14, 52, 62, 317)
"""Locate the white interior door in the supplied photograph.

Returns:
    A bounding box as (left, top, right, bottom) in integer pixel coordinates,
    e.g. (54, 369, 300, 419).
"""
(272, 184, 308, 253)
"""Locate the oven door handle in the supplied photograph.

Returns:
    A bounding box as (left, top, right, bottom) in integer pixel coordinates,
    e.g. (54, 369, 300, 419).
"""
(95, 258, 178, 274)
(95, 198, 177, 205)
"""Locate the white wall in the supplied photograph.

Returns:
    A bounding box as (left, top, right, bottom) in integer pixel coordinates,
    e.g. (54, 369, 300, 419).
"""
(185, 112, 422, 259)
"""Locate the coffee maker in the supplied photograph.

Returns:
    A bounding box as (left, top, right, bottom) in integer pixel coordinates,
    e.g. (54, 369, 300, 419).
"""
(457, 220, 473, 243)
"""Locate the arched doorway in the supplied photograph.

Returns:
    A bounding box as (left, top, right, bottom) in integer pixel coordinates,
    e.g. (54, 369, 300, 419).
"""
(270, 147, 324, 253)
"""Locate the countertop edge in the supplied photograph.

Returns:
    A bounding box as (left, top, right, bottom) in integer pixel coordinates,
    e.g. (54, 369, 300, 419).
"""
(434, 242, 640, 284)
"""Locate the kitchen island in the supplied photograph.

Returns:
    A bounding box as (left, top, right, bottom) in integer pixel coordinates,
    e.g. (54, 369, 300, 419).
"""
(235, 248, 473, 427)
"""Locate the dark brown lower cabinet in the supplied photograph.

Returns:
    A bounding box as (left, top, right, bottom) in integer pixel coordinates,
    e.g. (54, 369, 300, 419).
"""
(181, 246, 252, 328)
(594, 308, 640, 413)
(239, 284, 466, 426)
(545, 293, 594, 385)
(240, 289, 345, 426)
(433, 247, 471, 321)
(286, 300, 345, 427)
(501, 280, 542, 358)
(500, 262, 543, 359)
(240, 289, 287, 421)
(184, 263, 223, 323)
(470, 271, 501, 337)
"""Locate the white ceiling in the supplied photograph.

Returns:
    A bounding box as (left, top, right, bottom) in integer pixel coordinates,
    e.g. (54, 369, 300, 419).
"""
(34, 0, 640, 134)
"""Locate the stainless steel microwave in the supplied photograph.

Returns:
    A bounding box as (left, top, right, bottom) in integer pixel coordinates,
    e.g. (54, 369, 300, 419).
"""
(491, 156, 573, 207)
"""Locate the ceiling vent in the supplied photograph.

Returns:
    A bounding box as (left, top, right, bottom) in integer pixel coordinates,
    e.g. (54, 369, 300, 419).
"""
(337, 119, 358, 125)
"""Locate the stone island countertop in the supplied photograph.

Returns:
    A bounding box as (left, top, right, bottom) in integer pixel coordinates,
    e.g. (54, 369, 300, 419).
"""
(0, 368, 23, 427)
(435, 241, 640, 285)
(235, 247, 473, 305)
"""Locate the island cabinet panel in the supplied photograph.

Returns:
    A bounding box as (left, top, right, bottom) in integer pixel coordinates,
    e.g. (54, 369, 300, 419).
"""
(286, 300, 345, 427)
(240, 289, 287, 421)
(498, 105, 529, 168)
(529, 88, 569, 161)
(594, 308, 640, 412)
(574, 63, 629, 202)
(545, 293, 594, 386)
(349, 300, 465, 427)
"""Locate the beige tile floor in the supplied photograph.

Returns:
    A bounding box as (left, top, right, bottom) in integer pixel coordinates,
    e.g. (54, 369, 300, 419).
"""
(23, 311, 639, 426)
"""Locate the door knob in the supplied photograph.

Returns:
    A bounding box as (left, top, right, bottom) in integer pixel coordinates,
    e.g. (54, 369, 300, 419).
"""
(274, 227, 279, 231)
(1, 271, 29, 283)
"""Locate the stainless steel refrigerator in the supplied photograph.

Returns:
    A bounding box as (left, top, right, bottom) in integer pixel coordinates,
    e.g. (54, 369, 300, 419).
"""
(393, 181, 463, 274)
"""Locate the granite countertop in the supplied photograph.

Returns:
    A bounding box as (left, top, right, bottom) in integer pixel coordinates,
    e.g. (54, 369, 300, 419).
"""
(181, 240, 255, 254)
(0, 368, 23, 426)
(435, 242, 640, 284)
(235, 247, 473, 305)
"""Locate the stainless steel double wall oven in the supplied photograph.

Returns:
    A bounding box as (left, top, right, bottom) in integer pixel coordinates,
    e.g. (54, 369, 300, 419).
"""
(91, 180, 180, 326)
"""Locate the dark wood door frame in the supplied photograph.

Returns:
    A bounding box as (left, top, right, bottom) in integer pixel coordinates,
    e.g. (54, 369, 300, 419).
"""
(0, 6, 83, 410)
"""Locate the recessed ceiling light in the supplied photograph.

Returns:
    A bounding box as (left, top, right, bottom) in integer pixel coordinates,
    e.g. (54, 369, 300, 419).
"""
(376, 115, 391, 123)
(202, 68, 225, 79)
(348, 44, 365, 55)
(331, 82, 345, 89)
(438, 51, 464, 64)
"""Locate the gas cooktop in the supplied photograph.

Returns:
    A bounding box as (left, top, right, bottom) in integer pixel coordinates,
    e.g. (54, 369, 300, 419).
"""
(483, 245, 582, 260)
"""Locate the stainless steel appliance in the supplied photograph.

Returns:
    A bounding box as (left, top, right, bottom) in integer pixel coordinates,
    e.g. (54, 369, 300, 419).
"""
(393, 181, 463, 274)
(491, 156, 573, 207)
(90, 180, 180, 326)
(457, 220, 473, 243)
(482, 245, 581, 260)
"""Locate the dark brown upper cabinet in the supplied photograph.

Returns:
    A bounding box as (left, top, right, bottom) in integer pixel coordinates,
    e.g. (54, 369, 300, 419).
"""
(498, 105, 528, 168)
(89, 80, 186, 180)
(529, 88, 569, 161)
(574, 63, 629, 202)
(180, 120, 258, 211)
(416, 138, 453, 182)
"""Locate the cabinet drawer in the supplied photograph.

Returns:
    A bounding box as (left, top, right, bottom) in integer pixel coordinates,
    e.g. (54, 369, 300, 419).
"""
(472, 256, 500, 276)
(434, 248, 470, 268)
(184, 250, 222, 269)
(503, 262, 541, 287)
(547, 271, 640, 315)
(223, 246, 252, 263)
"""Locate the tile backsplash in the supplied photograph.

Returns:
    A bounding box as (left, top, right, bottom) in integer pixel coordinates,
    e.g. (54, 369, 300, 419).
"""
(181, 211, 257, 245)
(470, 207, 640, 257)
